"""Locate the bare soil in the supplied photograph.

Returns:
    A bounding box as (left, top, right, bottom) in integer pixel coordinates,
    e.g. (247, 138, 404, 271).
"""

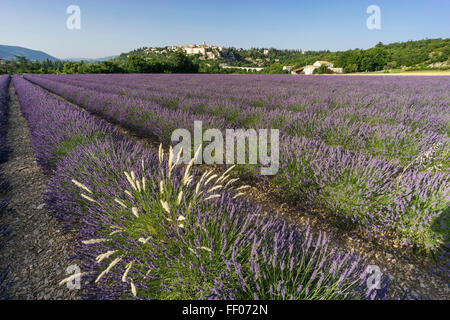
(0, 83, 79, 300)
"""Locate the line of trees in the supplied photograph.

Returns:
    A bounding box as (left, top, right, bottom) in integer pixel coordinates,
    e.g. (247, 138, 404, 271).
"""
(0, 50, 199, 75)
(267, 38, 449, 73)
(333, 46, 389, 72)
(0, 56, 65, 74)
(303, 39, 450, 72)
(123, 50, 199, 73)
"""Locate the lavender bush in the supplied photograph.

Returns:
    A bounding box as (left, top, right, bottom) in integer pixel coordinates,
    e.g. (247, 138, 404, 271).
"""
(0, 75, 11, 164)
(0, 74, 11, 203)
(278, 135, 449, 251)
(55, 142, 378, 300)
(13, 75, 124, 172)
(0, 74, 11, 299)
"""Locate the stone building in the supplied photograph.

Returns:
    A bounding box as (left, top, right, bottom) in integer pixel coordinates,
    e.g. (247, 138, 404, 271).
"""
(291, 61, 343, 75)
(179, 43, 227, 60)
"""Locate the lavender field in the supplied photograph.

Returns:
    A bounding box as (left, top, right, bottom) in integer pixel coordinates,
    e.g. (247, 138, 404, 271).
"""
(6, 74, 450, 299)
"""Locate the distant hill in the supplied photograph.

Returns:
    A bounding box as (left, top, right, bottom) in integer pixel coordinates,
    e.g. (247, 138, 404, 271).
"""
(0, 45, 58, 61)
(65, 56, 118, 62)
(0, 45, 117, 63)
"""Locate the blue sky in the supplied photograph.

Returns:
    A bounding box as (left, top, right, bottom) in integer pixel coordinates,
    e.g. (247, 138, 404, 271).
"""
(1, 0, 449, 59)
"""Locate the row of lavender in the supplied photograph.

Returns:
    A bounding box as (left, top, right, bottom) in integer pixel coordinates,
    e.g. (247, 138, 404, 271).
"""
(0, 74, 12, 299)
(33, 74, 449, 135)
(27, 74, 449, 164)
(0, 75, 10, 166)
(13, 75, 385, 300)
(23, 74, 450, 254)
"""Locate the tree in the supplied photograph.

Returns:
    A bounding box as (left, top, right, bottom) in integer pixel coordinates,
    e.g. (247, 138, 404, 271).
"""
(63, 61, 79, 74)
(167, 50, 199, 73)
(360, 47, 388, 71)
(313, 64, 333, 74)
(126, 56, 149, 73)
(265, 63, 286, 74)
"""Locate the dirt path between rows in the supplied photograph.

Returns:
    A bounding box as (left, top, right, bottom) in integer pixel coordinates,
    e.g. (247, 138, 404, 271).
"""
(34, 80, 449, 300)
(0, 83, 79, 300)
